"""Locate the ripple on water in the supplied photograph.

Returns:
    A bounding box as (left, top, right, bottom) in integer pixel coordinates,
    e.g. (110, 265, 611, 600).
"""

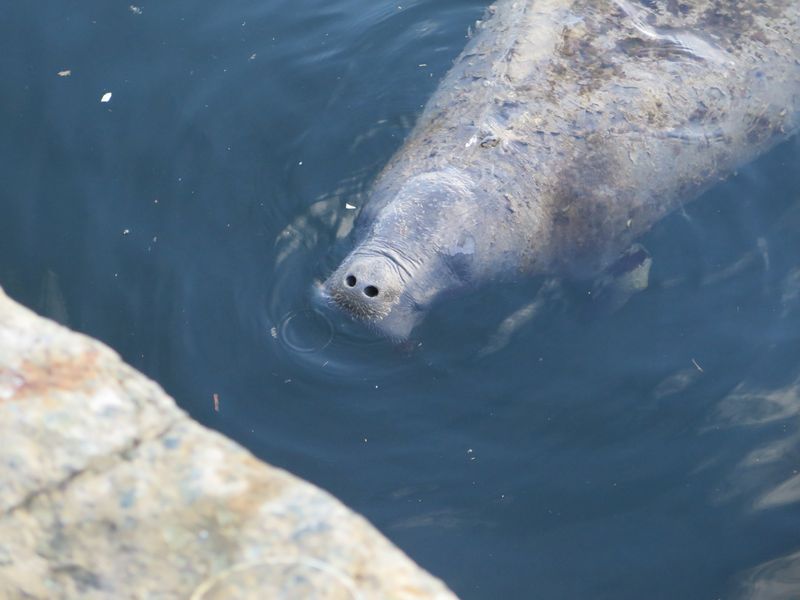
(278, 308, 334, 353)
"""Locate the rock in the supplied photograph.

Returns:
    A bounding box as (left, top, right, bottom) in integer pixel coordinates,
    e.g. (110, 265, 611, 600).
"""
(0, 287, 456, 599)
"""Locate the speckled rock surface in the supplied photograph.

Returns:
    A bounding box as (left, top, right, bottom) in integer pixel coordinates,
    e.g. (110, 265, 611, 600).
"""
(0, 287, 457, 599)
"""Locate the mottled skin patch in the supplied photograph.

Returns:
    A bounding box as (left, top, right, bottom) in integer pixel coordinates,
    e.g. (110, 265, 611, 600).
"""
(326, 0, 799, 336)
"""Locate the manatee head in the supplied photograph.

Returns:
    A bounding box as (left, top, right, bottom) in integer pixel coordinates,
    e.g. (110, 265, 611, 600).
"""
(321, 170, 482, 340)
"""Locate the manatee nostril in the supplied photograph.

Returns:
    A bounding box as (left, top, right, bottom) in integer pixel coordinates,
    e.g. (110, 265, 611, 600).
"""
(364, 285, 379, 298)
(345, 275, 357, 287)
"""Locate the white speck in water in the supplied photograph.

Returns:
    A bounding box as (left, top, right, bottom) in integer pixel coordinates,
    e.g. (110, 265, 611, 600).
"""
(270, 326, 278, 339)
(465, 134, 478, 148)
(57, 70, 71, 77)
(345, 203, 356, 210)
(298, 161, 303, 166)
(100, 92, 112, 103)
(129, 5, 142, 15)
(122, 228, 130, 235)
(418, 63, 427, 67)
(249, 53, 257, 60)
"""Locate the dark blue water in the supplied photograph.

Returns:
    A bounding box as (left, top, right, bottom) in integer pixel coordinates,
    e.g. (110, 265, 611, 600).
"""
(2, 1, 800, 598)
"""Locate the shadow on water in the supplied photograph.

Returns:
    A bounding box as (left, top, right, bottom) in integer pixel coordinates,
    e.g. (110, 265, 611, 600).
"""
(2, 0, 800, 598)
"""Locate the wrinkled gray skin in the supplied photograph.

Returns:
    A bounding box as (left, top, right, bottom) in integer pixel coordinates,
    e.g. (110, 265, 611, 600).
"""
(323, 0, 800, 339)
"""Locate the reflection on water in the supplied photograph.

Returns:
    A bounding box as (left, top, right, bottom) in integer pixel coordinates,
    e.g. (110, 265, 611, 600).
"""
(1, 0, 800, 598)
(739, 550, 800, 600)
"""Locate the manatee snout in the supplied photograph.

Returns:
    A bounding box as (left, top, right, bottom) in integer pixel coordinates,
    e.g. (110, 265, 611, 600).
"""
(324, 253, 403, 320)
(322, 170, 484, 338)
(323, 243, 434, 339)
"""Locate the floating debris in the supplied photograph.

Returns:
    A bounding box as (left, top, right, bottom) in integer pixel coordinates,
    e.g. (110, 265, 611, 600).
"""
(691, 358, 704, 373)
(418, 63, 427, 67)
(57, 70, 72, 78)
(100, 92, 113, 103)
(122, 228, 130, 235)
(249, 53, 257, 60)
(345, 203, 356, 210)
(212, 393, 220, 412)
(129, 5, 142, 14)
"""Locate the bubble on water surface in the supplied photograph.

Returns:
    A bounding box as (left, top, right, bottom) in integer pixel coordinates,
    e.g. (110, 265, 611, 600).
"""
(278, 309, 334, 353)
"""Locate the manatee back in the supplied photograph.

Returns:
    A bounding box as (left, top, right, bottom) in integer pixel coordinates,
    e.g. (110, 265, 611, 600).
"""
(365, 0, 800, 276)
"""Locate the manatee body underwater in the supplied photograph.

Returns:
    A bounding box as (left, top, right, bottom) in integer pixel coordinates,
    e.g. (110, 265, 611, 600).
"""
(322, 0, 800, 339)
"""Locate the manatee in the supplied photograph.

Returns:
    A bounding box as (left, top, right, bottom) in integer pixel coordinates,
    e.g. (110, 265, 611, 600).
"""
(322, 0, 800, 339)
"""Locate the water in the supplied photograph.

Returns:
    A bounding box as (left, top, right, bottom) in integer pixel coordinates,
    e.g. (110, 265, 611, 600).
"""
(2, 1, 800, 598)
